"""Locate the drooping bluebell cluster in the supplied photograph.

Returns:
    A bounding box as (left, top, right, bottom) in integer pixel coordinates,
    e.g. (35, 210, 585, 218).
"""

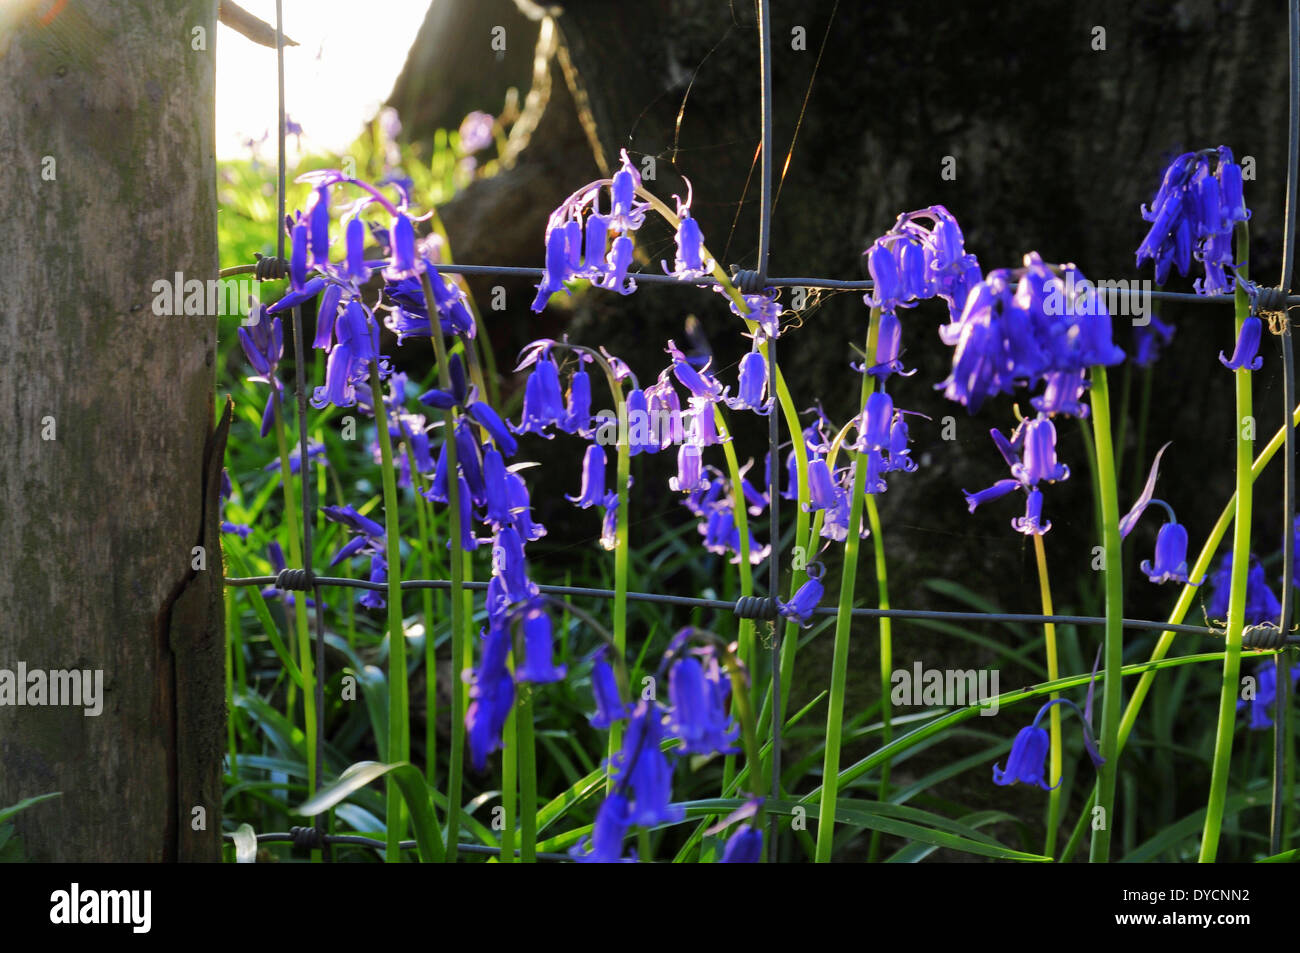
(938, 253, 1125, 415)
(530, 153, 724, 314)
(865, 205, 982, 323)
(570, 630, 757, 863)
(963, 415, 1070, 536)
(1136, 146, 1250, 296)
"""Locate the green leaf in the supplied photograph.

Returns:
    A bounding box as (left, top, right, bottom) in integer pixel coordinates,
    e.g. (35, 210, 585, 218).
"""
(297, 761, 444, 863)
(0, 792, 61, 825)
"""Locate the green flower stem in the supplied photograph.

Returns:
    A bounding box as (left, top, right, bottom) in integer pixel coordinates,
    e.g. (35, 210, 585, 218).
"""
(1200, 225, 1253, 863)
(815, 314, 881, 863)
(1088, 365, 1123, 863)
(1033, 533, 1064, 857)
(369, 359, 409, 863)
(500, 696, 517, 863)
(608, 384, 632, 784)
(271, 396, 317, 807)
(864, 496, 891, 863)
(712, 405, 756, 704)
(422, 273, 468, 862)
(518, 684, 538, 863)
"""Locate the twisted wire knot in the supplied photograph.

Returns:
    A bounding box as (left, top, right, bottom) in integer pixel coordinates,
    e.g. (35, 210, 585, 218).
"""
(1242, 623, 1290, 650)
(733, 595, 779, 620)
(289, 826, 322, 850)
(254, 253, 291, 281)
(730, 267, 766, 295)
(276, 568, 314, 591)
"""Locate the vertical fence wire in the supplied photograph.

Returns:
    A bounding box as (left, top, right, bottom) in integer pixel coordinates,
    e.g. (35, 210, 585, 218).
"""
(752, 0, 785, 864)
(1270, 0, 1299, 858)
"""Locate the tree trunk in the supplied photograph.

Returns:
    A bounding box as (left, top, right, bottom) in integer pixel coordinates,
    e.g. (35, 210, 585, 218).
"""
(0, 0, 224, 862)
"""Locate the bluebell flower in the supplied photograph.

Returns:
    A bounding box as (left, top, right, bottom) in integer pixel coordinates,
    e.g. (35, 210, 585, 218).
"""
(506, 470, 546, 541)
(1140, 521, 1202, 586)
(686, 395, 725, 446)
(866, 309, 916, 380)
(561, 359, 593, 435)
(723, 289, 782, 338)
(778, 564, 825, 627)
(662, 185, 714, 280)
(512, 345, 568, 438)
(516, 600, 566, 683)
(466, 621, 515, 771)
(358, 551, 388, 610)
(466, 400, 518, 458)
(569, 793, 636, 863)
(938, 255, 1123, 413)
(1237, 661, 1300, 730)
(568, 444, 607, 509)
(1219, 315, 1264, 372)
(1136, 147, 1248, 294)
(726, 348, 773, 415)
(609, 700, 683, 827)
(964, 415, 1069, 536)
(646, 371, 685, 449)
(312, 284, 344, 350)
(719, 825, 763, 863)
(599, 491, 620, 550)
(670, 443, 705, 493)
(588, 647, 630, 730)
(625, 388, 661, 456)
(666, 650, 739, 755)
(993, 698, 1103, 790)
(864, 206, 980, 320)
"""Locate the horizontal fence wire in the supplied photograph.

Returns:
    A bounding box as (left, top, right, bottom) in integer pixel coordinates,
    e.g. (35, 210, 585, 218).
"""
(218, 259, 1300, 306)
(221, 573, 1300, 641)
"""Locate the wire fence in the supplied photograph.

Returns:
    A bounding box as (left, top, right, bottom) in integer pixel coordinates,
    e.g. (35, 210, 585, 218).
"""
(220, 0, 1300, 862)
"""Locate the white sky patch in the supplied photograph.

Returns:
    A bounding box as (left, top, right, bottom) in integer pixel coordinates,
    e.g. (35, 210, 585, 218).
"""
(215, 0, 430, 161)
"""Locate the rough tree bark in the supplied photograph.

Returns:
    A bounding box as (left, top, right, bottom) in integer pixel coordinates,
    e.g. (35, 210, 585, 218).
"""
(0, 0, 224, 862)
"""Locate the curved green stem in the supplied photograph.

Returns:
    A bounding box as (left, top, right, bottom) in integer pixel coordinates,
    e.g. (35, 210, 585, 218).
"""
(1033, 533, 1063, 857)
